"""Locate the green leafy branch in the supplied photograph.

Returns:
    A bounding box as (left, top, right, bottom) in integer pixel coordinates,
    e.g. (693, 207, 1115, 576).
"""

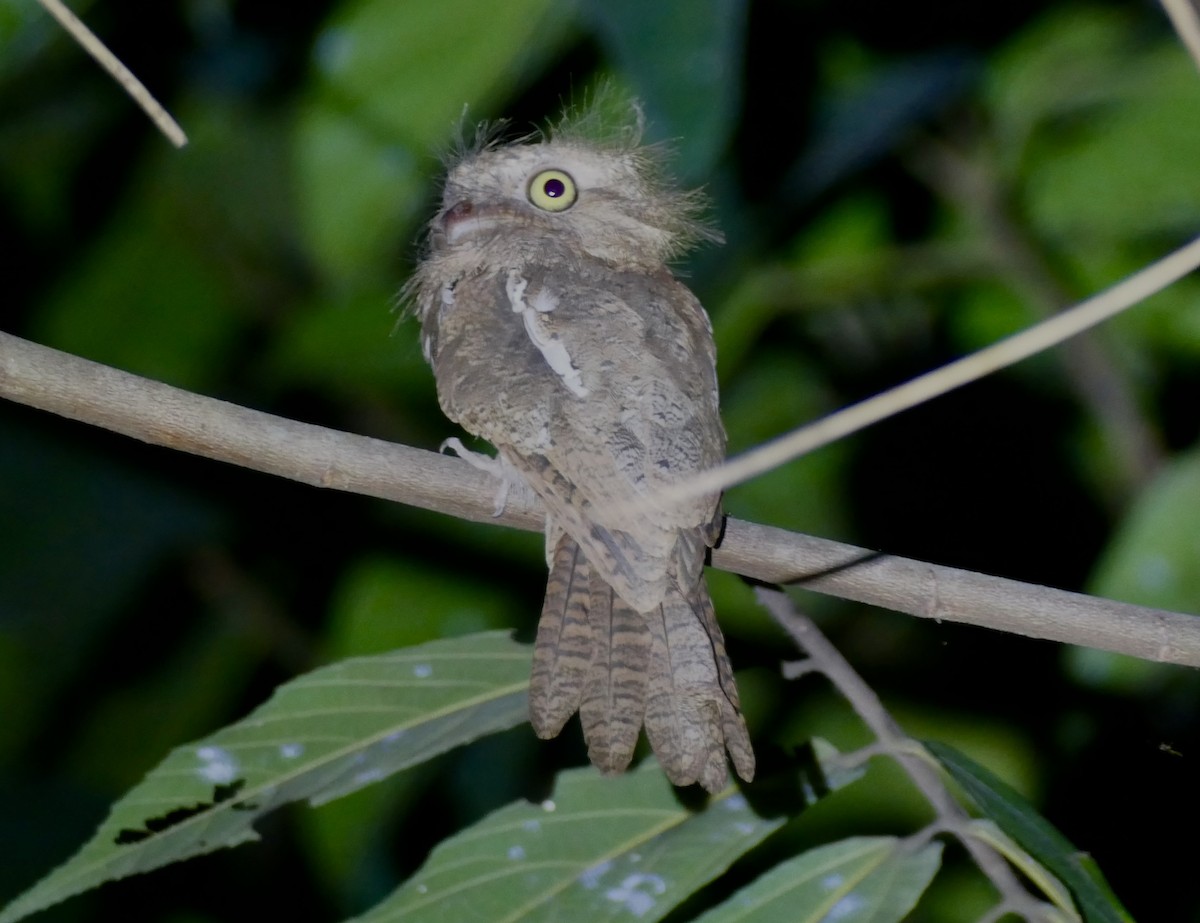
(0, 599, 1133, 922)
(762, 586, 1129, 923)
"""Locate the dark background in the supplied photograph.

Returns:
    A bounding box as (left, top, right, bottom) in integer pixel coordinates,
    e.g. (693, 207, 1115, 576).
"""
(2, 0, 1199, 920)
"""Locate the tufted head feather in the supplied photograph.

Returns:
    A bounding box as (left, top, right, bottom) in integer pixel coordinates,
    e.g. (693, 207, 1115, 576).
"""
(418, 97, 722, 275)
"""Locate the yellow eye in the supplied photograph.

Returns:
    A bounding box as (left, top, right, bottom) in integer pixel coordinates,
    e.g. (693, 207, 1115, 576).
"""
(527, 169, 577, 212)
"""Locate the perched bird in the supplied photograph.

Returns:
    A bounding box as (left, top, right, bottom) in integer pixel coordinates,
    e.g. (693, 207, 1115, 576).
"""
(406, 103, 754, 792)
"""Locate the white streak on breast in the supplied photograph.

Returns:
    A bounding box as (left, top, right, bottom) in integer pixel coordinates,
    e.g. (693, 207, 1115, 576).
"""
(505, 270, 588, 398)
(505, 271, 528, 312)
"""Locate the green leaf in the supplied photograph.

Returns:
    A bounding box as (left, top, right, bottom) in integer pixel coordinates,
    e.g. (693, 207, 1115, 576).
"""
(985, 5, 1133, 156)
(292, 104, 428, 283)
(1022, 47, 1200, 244)
(308, 0, 571, 147)
(989, 5, 1200, 291)
(31, 190, 241, 392)
(965, 819, 1077, 920)
(0, 632, 532, 923)
(694, 836, 942, 923)
(295, 0, 575, 280)
(346, 738, 862, 922)
(347, 761, 783, 923)
(713, 194, 894, 376)
(925, 740, 1133, 923)
(947, 279, 1040, 358)
(1070, 449, 1200, 695)
(1088, 447, 1200, 615)
(581, 0, 746, 180)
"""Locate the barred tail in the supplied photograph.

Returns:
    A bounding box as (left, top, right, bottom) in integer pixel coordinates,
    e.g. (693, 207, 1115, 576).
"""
(530, 533, 755, 792)
(643, 579, 754, 791)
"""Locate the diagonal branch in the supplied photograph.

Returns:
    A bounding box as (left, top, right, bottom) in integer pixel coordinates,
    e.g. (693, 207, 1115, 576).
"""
(645, 235, 1200, 509)
(758, 586, 1061, 921)
(35, 0, 187, 147)
(907, 133, 1165, 504)
(2, 329, 1199, 666)
(1161, 0, 1200, 74)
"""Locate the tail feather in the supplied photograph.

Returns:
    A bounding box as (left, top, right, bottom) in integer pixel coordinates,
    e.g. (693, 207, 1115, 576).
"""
(695, 587, 756, 782)
(643, 584, 752, 792)
(643, 614, 724, 790)
(530, 534, 755, 792)
(578, 576, 650, 774)
(529, 537, 594, 738)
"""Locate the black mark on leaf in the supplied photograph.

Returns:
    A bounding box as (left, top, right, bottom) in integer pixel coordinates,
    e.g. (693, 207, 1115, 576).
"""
(212, 779, 246, 803)
(113, 778, 249, 845)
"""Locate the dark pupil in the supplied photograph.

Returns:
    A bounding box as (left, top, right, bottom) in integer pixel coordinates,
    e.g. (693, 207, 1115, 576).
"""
(543, 178, 566, 199)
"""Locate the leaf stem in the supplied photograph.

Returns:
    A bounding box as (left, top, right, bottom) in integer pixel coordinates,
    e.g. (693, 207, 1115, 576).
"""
(757, 585, 1062, 921)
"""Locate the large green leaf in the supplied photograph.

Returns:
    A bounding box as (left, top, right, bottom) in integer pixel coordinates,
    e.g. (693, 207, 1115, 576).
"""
(349, 763, 775, 923)
(926, 741, 1132, 923)
(1021, 48, 1200, 244)
(985, 5, 1134, 159)
(1088, 447, 1200, 615)
(307, 0, 571, 148)
(1069, 448, 1200, 694)
(294, 0, 575, 281)
(0, 632, 532, 923)
(693, 836, 942, 923)
(347, 739, 861, 922)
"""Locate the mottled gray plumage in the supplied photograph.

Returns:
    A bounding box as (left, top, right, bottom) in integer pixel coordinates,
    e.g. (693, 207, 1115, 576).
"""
(406, 108, 754, 791)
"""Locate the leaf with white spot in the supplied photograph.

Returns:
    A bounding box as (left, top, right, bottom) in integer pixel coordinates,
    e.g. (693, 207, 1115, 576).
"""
(0, 632, 531, 923)
(346, 762, 771, 923)
(345, 741, 861, 923)
(692, 836, 942, 923)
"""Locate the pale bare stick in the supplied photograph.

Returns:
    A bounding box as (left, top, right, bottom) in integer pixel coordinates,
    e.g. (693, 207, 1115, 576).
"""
(649, 234, 1200, 508)
(3, 330, 1199, 666)
(35, 0, 187, 148)
(1161, 0, 1200, 73)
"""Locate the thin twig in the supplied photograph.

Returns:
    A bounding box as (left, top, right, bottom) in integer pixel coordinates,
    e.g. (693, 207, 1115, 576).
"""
(643, 235, 1200, 507)
(35, 0, 187, 147)
(909, 134, 1164, 503)
(757, 586, 1060, 921)
(1161, 0, 1200, 74)
(3, 330, 1199, 666)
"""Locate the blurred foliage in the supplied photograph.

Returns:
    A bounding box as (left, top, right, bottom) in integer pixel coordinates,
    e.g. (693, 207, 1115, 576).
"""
(2, 0, 1199, 920)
